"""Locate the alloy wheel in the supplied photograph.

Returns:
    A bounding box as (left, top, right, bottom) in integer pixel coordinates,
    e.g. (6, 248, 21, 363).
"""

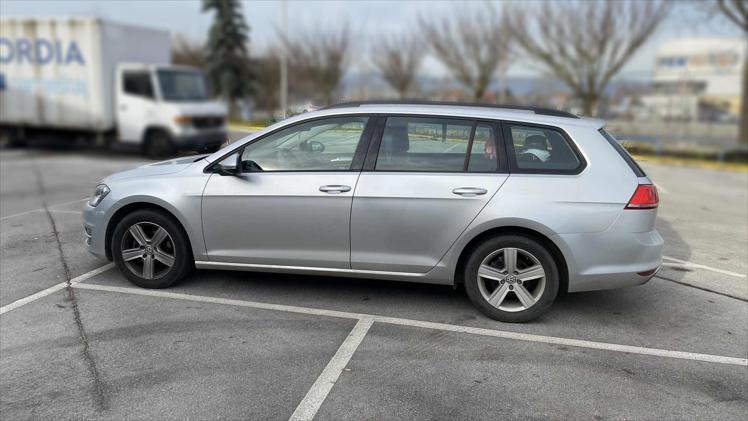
(477, 247, 546, 312)
(120, 222, 176, 280)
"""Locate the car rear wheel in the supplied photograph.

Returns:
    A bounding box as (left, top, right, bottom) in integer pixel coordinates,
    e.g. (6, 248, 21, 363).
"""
(111, 209, 192, 288)
(464, 235, 559, 323)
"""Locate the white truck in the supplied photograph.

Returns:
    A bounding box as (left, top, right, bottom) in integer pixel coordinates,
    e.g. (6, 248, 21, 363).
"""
(0, 17, 227, 157)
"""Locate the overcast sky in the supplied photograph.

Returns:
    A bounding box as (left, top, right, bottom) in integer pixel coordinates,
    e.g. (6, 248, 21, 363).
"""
(2, 0, 744, 80)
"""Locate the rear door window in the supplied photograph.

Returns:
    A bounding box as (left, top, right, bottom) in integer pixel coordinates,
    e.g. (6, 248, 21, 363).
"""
(374, 116, 503, 173)
(467, 123, 500, 172)
(504, 123, 584, 174)
(375, 116, 472, 172)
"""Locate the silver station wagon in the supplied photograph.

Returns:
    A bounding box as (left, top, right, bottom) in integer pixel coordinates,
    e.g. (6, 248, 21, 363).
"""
(83, 102, 662, 322)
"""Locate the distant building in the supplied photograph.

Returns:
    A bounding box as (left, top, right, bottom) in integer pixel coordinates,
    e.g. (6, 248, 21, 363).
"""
(638, 37, 746, 121)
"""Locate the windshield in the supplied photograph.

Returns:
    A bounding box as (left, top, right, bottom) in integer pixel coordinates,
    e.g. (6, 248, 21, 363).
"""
(157, 69, 209, 101)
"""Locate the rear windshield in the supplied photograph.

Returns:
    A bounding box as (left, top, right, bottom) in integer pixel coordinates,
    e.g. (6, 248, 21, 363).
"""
(599, 129, 646, 177)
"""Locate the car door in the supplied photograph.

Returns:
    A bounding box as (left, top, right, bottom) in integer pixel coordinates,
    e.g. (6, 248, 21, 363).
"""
(202, 115, 373, 269)
(117, 69, 157, 142)
(350, 116, 509, 273)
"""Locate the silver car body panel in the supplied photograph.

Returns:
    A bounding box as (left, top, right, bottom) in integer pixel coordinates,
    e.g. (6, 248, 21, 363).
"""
(83, 104, 662, 292)
(202, 171, 360, 268)
(350, 172, 508, 273)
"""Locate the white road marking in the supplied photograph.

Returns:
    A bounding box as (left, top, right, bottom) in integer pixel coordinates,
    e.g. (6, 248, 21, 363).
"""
(71, 283, 747, 366)
(0, 263, 114, 315)
(0, 198, 88, 221)
(654, 182, 668, 194)
(662, 256, 746, 278)
(289, 319, 373, 421)
(47, 209, 83, 215)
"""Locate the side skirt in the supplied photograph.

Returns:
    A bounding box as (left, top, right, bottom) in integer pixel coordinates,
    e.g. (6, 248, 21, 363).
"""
(194, 260, 452, 285)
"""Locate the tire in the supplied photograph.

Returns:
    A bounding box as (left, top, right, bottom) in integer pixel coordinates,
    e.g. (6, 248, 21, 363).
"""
(201, 144, 221, 154)
(111, 209, 193, 288)
(143, 130, 176, 159)
(464, 235, 559, 323)
(6, 129, 28, 148)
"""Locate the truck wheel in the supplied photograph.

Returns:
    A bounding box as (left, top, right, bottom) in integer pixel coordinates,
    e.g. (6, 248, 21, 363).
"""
(463, 235, 559, 323)
(143, 130, 176, 159)
(202, 144, 221, 153)
(6, 128, 28, 148)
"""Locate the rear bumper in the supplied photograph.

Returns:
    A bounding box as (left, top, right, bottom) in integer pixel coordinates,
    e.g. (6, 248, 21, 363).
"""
(556, 228, 664, 292)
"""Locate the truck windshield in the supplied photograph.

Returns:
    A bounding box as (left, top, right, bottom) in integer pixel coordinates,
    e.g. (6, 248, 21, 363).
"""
(157, 69, 209, 101)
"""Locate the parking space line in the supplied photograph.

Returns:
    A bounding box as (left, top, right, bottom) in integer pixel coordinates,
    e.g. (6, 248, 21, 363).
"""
(0, 263, 114, 315)
(289, 319, 373, 421)
(71, 283, 748, 366)
(47, 209, 83, 215)
(0, 198, 88, 221)
(662, 256, 746, 278)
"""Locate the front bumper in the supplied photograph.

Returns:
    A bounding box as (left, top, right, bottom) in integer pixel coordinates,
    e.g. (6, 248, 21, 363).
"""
(82, 199, 114, 260)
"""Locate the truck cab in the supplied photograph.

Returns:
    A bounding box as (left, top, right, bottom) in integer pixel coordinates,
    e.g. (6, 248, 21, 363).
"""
(116, 64, 227, 157)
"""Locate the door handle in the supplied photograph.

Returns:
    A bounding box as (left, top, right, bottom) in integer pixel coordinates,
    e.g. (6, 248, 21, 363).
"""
(452, 187, 488, 197)
(319, 185, 351, 194)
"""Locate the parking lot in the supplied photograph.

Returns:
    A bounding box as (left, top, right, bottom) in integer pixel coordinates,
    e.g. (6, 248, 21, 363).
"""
(1, 141, 746, 420)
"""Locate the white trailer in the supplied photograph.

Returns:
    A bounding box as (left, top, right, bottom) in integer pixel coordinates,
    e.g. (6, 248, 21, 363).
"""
(0, 17, 227, 156)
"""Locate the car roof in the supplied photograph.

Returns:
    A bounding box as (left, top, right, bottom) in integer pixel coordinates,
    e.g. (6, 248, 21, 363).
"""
(325, 101, 579, 118)
(310, 102, 605, 129)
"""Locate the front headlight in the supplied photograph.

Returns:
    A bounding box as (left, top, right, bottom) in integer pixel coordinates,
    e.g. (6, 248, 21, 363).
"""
(89, 184, 110, 207)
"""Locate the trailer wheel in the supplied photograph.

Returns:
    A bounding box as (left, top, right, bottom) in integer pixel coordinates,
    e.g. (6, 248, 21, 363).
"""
(143, 130, 176, 159)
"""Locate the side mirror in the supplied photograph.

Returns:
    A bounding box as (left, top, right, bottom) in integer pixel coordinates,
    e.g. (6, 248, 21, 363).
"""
(238, 159, 263, 173)
(216, 153, 239, 176)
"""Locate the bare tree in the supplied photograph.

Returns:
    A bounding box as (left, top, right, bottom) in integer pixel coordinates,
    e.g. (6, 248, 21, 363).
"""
(716, 0, 748, 30)
(252, 52, 280, 117)
(420, 3, 511, 102)
(284, 26, 350, 106)
(371, 34, 423, 99)
(171, 35, 205, 69)
(507, 0, 671, 116)
(713, 0, 748, 144)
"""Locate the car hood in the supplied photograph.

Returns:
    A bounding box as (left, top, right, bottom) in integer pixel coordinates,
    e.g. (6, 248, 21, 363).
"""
(104, 155, 208, 182)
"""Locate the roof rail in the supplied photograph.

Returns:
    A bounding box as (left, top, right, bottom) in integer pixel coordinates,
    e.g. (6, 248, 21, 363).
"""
(322, 100, 579, 119)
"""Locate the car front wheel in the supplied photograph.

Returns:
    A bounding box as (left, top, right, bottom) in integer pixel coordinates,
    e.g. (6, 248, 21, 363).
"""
(111, 209, 192, 288)
(464, 235, 559, 323)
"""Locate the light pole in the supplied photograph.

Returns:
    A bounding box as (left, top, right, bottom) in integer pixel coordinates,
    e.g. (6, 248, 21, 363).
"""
(279, 0, 288, 119)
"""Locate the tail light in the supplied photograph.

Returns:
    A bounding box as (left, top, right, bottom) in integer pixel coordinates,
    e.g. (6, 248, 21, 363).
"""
(625, 184, 658, 210)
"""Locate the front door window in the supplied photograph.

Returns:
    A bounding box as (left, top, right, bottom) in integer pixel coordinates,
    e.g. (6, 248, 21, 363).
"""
(241, 116, 369, 171)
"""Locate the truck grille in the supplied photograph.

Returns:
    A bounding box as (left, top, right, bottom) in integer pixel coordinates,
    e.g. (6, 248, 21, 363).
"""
(192, 115, 225, 129)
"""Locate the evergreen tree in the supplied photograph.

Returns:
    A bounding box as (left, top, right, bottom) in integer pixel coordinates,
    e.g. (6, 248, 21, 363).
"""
(203, 0, 252, 117)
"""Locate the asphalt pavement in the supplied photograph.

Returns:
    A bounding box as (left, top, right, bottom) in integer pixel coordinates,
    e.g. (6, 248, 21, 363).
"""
(1, 144, 746, 420)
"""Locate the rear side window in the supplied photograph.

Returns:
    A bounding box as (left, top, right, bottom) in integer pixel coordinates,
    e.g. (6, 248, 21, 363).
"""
(504, 124, 583, 173)
(599, 129, 646, 177)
